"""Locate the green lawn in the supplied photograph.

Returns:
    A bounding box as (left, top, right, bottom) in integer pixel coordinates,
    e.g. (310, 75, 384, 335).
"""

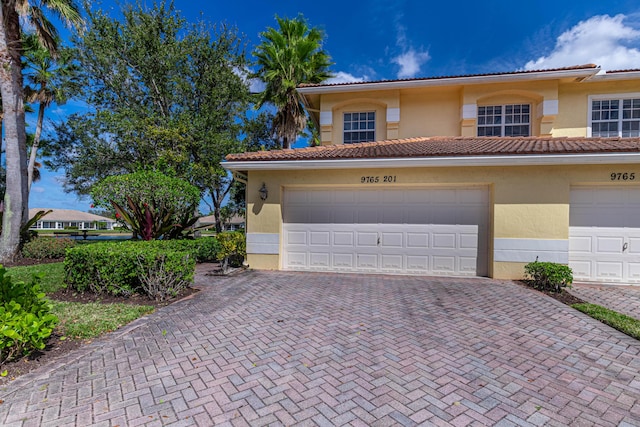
(6, 262, 154, 339)
(51, 301, 154, 339)
(572, 303, 640, 340)
(7, 262, 65, 293)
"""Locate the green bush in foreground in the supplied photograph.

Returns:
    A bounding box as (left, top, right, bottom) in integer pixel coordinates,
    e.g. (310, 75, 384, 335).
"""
(524, 260, 573, 293)
(572, 303, 640, 340)
(22, 237, 76, 259)
(217, 231, 246, 272)
(65, 241, 195, 299)
(0, 267, 58, 364)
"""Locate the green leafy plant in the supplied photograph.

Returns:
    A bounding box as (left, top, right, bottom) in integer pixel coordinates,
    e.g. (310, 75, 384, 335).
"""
(21, 237, 76, 259)
(111, 196, 177, 241)
(0, 266, 58, 364)
(216, 231, 246, 273)
(524, 260, 573, 293)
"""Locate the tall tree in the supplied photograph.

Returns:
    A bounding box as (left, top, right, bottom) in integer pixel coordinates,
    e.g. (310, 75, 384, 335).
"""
(253, 15, 333, 149)
(23, 34, 80, 193)
(0, 0, 82, 262)
(46, 1, 267, 232)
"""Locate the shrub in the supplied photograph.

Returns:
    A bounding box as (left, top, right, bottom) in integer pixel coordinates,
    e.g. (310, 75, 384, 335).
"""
(161, 238, 221, 263)
(0, 267, 58, 364)
(524, 260, 573, 293)
(22, 237, 76, 259)
(65, 241, 195, 298)
(216, 231, 246, 272)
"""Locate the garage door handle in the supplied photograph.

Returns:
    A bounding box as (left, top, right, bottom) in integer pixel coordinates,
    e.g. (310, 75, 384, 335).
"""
(623, 242, 628, 252)
(377, 235, 381, 246)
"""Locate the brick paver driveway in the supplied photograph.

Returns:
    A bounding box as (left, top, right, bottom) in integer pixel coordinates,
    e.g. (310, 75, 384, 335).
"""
(2, 271, 640, 426)
(569, 283, 640, 321)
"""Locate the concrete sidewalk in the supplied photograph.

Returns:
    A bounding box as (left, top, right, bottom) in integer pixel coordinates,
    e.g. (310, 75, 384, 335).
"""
(1, 271, 640, 426)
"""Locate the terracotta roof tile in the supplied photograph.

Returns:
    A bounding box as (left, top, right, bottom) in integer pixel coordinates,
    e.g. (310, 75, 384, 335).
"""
(225, 136, 640, 162)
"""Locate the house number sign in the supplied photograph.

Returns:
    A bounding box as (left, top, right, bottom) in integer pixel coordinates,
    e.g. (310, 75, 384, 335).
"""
(610, 172, 636, 181)
(360, 175, 397, 183)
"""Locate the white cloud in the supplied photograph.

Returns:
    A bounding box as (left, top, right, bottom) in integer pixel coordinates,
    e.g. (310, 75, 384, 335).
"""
(31, 186, 45, 194)
(525, 14, 640, 71)
(324, 71, 366, 84)
(392, 49, 431, 79)
(391, 23, 430, 79)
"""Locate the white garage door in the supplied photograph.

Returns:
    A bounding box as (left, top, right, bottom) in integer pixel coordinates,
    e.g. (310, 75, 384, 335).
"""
(569, 187, 640, 284)
(283, 187, 489, 276)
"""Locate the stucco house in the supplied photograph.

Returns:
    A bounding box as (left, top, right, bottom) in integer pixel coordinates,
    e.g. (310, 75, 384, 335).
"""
(29, 208, 117, 231)
(197, 214, 245, 231)
(224, 64, 640, 284)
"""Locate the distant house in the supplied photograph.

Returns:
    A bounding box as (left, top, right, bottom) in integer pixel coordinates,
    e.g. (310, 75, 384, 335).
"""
(197, 214, 245, 231)
(29, 208, 117, 231)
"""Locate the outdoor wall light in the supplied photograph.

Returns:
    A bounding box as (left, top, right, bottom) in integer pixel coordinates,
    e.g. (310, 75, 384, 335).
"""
(259, 182, 268, 200)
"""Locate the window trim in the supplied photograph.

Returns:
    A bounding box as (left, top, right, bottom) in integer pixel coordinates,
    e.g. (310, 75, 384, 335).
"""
(343, 111, 376, 144)
(588, 92, 640, 137)
(476, 103, 531, 137)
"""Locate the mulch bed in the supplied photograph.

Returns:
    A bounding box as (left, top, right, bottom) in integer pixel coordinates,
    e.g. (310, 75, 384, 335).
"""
(0, 258, 203, 386)
(517, 281, 585, 306)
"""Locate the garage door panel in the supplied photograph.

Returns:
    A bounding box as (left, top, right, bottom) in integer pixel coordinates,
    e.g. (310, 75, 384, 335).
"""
(569, 234, 592, 253)
(286, 252, 307, 268)
(309, 231, 330, 246)
(381, 232, 403, 248)
(286, 231, 307, 245)
(407, 233, 429, 248)
(432, 233, 456, 250)
(407, 256, 429, 271)
(596, 236, 625, 253)
(629, 237, 640, 254)
(309, 253, 330, 268)
(433, 256, 456, 274)
(570, 186, 640, 284)
(357, 232, 378, 247)
(460, 233, 479, 249)
(333, 253, 354, 268)
(333, 231, 354, 246)
(357, 254, 378, 269)
(283, 188, 488, 276)
(381, 254, 403, 270)
(596, 262, 624, 280)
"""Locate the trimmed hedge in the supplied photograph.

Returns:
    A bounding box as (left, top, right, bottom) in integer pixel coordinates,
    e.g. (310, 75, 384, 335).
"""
(22, 237, 76, 259)
(64, 241, 195, 298)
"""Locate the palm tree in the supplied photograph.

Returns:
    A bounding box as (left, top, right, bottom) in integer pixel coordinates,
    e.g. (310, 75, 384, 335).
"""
(0, 0, 82, 261)
(253, 15, 333, 149)
(23, 34, 80, 193)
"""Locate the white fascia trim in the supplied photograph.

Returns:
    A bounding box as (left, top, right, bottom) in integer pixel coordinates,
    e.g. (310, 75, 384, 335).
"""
(224, 152, 640, 171)
(298, 69, 599, 95)
(590, 71, 640, 82)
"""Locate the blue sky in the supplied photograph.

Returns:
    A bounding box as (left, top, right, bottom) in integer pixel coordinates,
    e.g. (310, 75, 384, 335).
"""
(30, 0, 640, 212)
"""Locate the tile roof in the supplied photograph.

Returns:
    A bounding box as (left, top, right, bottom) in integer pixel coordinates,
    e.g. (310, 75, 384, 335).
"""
(225, 136, 640, 162)
(29, 208, 116, 222)
(298, 64, 600, 88)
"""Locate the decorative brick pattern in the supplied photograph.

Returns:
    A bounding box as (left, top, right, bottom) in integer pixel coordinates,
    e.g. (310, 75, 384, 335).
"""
(1, 271, 640, 426)
(570, 284, 640, 321)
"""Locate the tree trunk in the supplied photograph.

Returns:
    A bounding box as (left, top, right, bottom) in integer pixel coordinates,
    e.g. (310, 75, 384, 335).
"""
(27, 102, 45, 193)
(0, 3, 29, 262)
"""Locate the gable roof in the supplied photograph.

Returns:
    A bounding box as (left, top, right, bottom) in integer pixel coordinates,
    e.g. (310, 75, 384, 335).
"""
(226, 136, 640, 162)
(29, 208, 116, 223)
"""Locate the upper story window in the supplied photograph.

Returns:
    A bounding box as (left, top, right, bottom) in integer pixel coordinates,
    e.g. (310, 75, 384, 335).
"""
(591, 97, 640, 137)
(344, 112, 375, 144)
(477, 104, 530, 137)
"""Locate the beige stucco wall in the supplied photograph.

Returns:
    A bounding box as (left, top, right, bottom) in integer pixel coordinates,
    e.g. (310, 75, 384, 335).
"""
(315, 77, 640, 143)
(246, 163, 640, 279)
